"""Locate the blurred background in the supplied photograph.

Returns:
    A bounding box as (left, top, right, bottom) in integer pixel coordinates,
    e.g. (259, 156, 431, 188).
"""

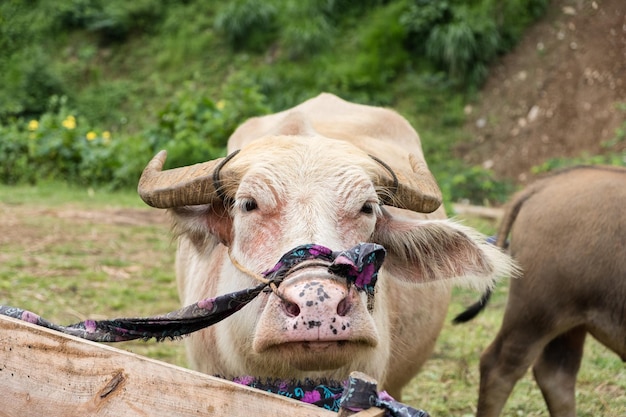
(1, 0, 623, 206)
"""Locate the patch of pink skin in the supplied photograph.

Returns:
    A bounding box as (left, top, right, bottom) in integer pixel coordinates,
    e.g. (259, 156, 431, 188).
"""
(278, 279, 354, 343)
(238, 214, 283, 270)
(333, 256, 356, 268)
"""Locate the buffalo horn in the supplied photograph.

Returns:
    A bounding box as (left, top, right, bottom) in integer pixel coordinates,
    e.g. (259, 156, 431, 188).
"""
(373, 153, 442, 213)
(137, 150, 233, 208)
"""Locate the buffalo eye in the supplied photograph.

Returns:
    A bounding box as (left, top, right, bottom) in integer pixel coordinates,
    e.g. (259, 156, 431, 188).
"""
(242, 199, 258, 212)
(361, 202, 375, 215)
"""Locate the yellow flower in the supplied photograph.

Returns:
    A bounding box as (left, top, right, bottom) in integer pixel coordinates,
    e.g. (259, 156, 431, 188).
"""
(216, 100, 226, 110)
(62, 115, 76, 130)
(86, 131, 97, 141)
(28, 120, 39, 131)
(102, 131, 111, 145)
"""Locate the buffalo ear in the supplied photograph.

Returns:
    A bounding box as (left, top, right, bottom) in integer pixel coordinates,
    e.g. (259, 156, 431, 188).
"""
(170, 203, 233, 247)
(373, 208, 515, 292)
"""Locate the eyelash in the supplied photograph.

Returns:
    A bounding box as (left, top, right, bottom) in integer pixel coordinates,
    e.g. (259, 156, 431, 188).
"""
(361, 202, 375, 215)
(241, 199, 258, 212)
(238, 199, 376, 215)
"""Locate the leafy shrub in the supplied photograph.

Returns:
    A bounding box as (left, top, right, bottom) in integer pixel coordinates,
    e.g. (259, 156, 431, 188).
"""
(72, 81, 132, 129)
(0, 2, 64, 120)
(147, 72, 270, 169)
(425, 16, 499, 86)
(279, 1, 333, 59)
(0, 73, 271, 189)
(0, 96, 147, 189)
(214, 0, 278, 51)
(55, 0, 164, 43)
(436, 161, 515, 206)
(401, 0, 548, 87)
(344, 1, 410, 94)
(0, 122, 31, 184)
(0, 47, 65, 121)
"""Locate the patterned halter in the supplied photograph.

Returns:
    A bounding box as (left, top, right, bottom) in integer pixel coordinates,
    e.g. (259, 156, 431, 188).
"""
(0, 243, 385, 342)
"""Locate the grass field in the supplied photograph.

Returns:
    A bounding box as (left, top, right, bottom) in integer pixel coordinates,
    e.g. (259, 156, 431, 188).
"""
(1, 183, 624, 416)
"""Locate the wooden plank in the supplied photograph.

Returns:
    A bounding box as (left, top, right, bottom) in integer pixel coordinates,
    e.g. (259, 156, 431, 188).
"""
(0, 315, 336, 417)
(349, 409, 386, 417)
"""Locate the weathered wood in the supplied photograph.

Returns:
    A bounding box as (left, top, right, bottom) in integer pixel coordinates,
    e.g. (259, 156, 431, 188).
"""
(339, 408, 386, 417)
(0, 315, 339, 417)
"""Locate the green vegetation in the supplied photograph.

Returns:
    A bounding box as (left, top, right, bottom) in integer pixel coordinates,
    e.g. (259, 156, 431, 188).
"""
(1, 184, 624, 416)
(0, 183, 184, 365)
(0, 0, 553, 204)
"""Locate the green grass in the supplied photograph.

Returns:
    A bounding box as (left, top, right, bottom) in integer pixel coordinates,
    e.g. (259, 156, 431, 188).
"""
(1, 184, 624, 416)
(0, 182, 185, 365)
(0, 181, 146, 208)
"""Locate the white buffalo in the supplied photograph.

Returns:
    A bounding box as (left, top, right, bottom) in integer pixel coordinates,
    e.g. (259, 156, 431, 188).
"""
(138, 93, 514, 399)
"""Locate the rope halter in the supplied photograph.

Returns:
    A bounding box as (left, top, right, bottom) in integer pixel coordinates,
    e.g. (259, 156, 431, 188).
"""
(1, 243, 386, 343)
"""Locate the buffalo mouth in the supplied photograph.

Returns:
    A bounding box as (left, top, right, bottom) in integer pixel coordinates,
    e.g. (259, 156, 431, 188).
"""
(258, 339, 376, 371)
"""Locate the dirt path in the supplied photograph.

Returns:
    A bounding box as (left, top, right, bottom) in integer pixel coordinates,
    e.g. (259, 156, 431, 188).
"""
(456, 0, 626, 183)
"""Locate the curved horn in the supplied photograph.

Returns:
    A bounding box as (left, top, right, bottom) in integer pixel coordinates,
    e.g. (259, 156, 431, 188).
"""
(137, 150, 239, 208)
(372, 153, 442, 213)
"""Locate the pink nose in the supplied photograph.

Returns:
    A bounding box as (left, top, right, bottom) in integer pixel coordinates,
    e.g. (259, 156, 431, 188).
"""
(278, 279, 354, 341)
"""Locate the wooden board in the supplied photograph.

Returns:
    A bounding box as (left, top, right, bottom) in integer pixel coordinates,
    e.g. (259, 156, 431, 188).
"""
(0, 315, 381, 417)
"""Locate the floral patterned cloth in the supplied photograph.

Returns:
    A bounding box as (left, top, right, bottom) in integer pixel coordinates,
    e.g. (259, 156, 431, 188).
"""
(0, 242, 385, 342)
(231, 375, 430, 416)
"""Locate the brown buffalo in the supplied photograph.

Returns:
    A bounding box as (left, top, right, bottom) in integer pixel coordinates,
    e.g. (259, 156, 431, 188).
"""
(138, 93, 514, 399)
(456, 165, 626, 417)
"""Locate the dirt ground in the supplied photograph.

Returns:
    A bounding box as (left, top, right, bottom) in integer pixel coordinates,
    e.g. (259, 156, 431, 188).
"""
(455, 0, 626, 183)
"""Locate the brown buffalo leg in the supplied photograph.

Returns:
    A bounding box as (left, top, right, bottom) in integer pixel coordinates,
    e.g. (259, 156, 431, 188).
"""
(476, 323, 551, 417)
(532, 326, 586, 417)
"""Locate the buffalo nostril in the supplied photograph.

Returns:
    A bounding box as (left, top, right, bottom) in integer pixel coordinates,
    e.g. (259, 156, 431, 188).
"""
(283, 301, 301, 317)
(337, 297, 351, 317)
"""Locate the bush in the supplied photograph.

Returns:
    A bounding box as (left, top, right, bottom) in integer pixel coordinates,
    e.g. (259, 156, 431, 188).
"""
(0, 96, 147, 189)
(0, 47, 65, 121)
(55, 0, 165, 43)
(436, 161, 515, 206)
(0, 72, 271, 189)
(146, 73, 270, 169)
(0, 1, 64, 120)
(0, 122, 31, 185)
(214, 0, 278, 51)
(345, 1, 410, 94)
(279, 1, 333, 59)
(401, 0, 548, 87)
